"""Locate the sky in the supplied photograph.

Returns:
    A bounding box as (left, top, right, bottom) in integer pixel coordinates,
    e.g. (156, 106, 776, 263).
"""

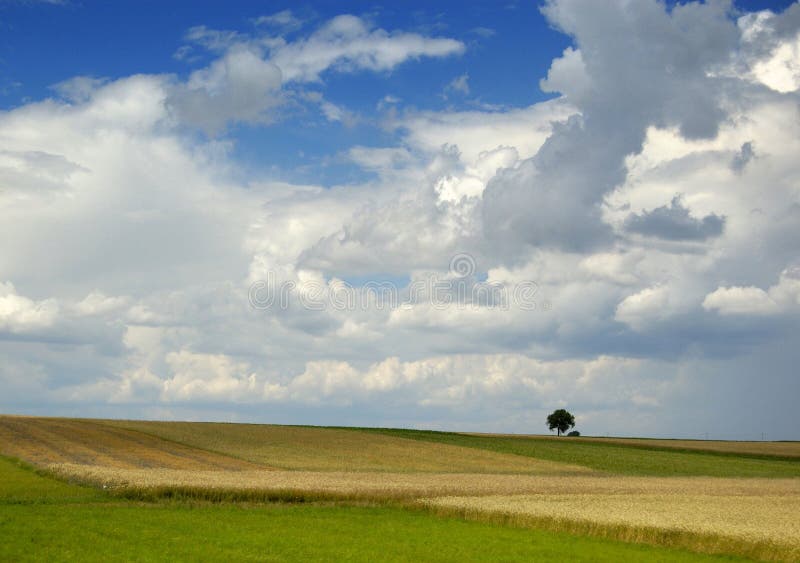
(1, 0, 799, 439)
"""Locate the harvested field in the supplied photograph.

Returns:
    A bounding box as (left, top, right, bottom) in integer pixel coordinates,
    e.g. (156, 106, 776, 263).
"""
(99, 419, 585, 473)
(0, 416, 260, 470)
(422, 492, 800, 561)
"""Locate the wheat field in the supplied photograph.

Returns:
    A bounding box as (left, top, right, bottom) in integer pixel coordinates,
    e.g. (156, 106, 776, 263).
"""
(421, 492, 800, 561)
(48, 462, 800, 498)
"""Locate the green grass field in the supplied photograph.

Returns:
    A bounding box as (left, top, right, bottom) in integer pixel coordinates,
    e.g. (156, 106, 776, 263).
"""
(350, 427, 800, 477)
(0, 456, 745, 562)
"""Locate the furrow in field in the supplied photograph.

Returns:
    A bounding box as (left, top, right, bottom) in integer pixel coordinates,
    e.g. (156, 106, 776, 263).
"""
(0, 416, 262, 470)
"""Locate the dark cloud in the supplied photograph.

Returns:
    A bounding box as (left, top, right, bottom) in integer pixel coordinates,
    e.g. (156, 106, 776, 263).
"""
(624, 196, 725, 241)
(731, 141, 755, 173)
(482, 0, 739, 257)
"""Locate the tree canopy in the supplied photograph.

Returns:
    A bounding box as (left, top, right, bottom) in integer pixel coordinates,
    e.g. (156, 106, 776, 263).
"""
(546, 409, 575, 436)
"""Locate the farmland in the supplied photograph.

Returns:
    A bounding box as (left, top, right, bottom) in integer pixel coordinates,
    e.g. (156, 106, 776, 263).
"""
(1, 415, 799, 561)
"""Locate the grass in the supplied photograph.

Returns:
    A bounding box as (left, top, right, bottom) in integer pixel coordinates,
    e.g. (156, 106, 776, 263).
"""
(557, 436, 800, 460)
(0, 455, 744, 562)
(1, 503, 752, 563)
(352, 427, 800, 477)
(98, 418, 583, 473)
(0, 456, 104, 505)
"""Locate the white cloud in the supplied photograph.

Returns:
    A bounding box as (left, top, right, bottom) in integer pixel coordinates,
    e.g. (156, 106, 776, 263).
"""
(703, 268, 800, 316)
(164, 15, 465, 132)
(444, 73, 470, 96)
(702, 286, 778, 316)
(269, 15, 465, 83)
(396, 99, 574, 163)
(319, 100, 359, 127)
(168, 46, 283, 133)
(615, 285, 671, 331)
(72, 291, 130, 317)
(253, 10, 304, 33)
(162, 350, 260, 402)
(540, 46, 590, 102)
(0, 282, 58, 332)
(738, 8, 800, 93)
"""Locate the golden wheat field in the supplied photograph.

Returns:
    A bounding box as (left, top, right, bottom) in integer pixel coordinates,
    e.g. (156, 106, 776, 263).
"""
(48, 462, 800, 498)
(421, 493, 800, 561)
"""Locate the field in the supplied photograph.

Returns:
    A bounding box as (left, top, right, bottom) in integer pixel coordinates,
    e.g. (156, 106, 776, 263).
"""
(1, 415, 799, 561)
(352, 428, 800, 477)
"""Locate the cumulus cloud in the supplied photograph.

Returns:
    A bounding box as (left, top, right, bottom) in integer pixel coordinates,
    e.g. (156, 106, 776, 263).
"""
(483, 0, 740, 255)
(614, 285, 671, 331)
(702, 286, 778, 316)
(2, 2, 800, 437)
(703, 268, 800, 316)
(169, 46, 283, 132)
(539, 46, 591, 102)
(0, 282, 59, 333)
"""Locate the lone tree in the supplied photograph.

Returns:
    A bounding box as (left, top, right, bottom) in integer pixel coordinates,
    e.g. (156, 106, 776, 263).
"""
(547, 409, 575, 436)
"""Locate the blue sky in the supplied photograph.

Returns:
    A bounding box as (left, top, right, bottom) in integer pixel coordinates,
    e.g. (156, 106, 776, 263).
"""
(1, 0, 794, 184)
(1, 1, 799, 438)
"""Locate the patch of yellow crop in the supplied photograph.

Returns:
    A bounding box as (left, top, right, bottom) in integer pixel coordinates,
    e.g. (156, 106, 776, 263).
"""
(47, 464, 602, 499)
(48, 463, 800, 500)
(99, 419, 587, 474)
(421, 487, 800, 561)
